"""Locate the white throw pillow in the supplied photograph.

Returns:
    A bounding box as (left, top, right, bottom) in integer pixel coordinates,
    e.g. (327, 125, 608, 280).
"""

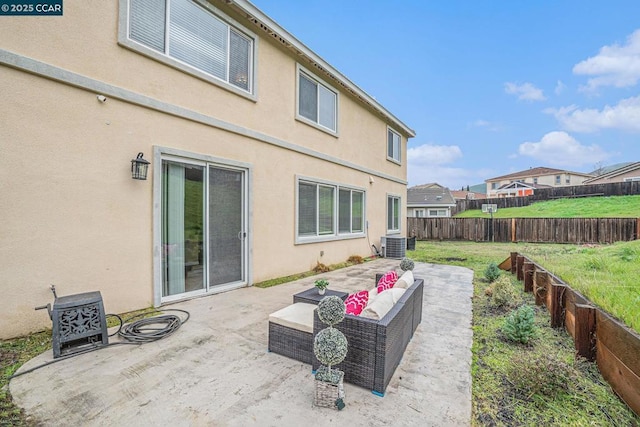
(361, 288, 406, 320)
(395, 270, 414, 289)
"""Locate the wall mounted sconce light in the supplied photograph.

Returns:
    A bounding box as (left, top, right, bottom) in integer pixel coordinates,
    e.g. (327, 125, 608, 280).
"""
(131, 152, 150, 180)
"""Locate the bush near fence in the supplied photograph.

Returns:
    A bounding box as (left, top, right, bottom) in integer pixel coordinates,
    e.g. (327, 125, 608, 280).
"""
(454, 180, 640, 215)
(501, 253, 640, 417)
(408, 217, 639, 244)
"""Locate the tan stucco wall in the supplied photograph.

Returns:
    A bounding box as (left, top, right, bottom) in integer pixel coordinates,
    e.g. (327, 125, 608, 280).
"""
(0, 1, 409, 338)
(586, 169, 640, 184)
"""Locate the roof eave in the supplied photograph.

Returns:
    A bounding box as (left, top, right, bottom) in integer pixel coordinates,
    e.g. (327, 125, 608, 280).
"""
(227, 0, 416, 138)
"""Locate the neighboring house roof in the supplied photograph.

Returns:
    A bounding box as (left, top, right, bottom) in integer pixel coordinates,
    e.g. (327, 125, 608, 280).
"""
(583, 161, 640, 183)
(487, 166, 593, 182)
(407, 184, 456, 206)
(231, 0, 415, 138)
(450, 190, 486, 200)
(588, 162, 634, 176)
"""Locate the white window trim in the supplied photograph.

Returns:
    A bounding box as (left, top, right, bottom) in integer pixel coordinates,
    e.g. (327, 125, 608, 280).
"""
(118, 0, 258, 101)
(386, 194, 401, 234)
(295, 64, 339, 136)
(387, 126, 402, 164)
(295, 176, 365, 244)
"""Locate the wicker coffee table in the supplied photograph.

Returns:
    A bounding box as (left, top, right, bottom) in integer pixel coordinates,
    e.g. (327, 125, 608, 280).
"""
(293, 288, 348, 305)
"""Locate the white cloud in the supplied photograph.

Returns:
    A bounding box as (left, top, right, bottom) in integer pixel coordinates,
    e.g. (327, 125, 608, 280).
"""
(573, 29, 640, 92)
(407, 144, 462, 166)
(555, 80, 566, 95)
(504, 82, 546, 101)
(545, 95, 640, 133)
(407, 144, 467, 188)
(518, 131, 612, 167)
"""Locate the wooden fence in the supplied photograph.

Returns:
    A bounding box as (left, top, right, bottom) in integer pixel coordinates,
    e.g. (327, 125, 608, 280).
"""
(502, 253, 640, 417)
(455, 180, 640, 215)
(407, 217, 639, 244)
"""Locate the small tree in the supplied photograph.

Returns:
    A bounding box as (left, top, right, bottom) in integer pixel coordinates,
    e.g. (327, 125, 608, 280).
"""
(503, 305, 536, 344)
(484, 262, 501, 283)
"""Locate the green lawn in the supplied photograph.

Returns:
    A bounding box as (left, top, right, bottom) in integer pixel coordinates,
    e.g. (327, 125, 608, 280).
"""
(455, 194, 640, 218)
(409, 240, 640, 425)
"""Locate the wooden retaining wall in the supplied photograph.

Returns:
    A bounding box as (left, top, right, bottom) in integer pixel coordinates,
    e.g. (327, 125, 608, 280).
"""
(408, 217, 639, 244)
(503, 253, 640, 416)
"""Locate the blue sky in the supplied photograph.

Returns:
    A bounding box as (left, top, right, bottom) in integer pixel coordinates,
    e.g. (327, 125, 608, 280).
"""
(255, 0, 640, 190)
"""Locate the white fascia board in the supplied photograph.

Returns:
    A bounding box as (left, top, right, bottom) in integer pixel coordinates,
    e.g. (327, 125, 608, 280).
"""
(230, 0, 416, 138)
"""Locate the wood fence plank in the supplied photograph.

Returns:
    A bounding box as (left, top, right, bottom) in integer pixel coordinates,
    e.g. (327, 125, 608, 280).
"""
(549, 282, 566, 328)
(596, 340, 640, 417)
(574, 303, 596, 361)
(533, 270, 548, 306)
(516, 255, 524, 281)
(523, 262, 534, 292)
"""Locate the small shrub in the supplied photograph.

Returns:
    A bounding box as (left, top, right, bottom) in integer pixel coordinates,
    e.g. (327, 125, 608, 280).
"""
(507, 352, 576, 400)
(313, 261, 330, 273)
(484, 262, 501, 283)
(347, 255, 364, 264)
(503, 305, 536, 344)
(489, 275, 520, 308)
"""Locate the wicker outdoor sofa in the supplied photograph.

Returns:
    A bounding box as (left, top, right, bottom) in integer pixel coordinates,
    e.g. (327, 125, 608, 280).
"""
(312, 276, 424, 396)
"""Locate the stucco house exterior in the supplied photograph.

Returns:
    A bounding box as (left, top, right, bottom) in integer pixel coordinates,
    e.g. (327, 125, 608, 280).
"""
(583, 162, 640, 184)
(0, 0, 414, 338)
(486, 167, 593, 198)
(407, 184, 456, 218)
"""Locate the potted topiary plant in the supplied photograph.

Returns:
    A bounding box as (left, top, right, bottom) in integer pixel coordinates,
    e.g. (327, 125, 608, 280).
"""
(400, 257, 415, 272)
(314, 279, 329, 295)
(313, 295, 348, 409)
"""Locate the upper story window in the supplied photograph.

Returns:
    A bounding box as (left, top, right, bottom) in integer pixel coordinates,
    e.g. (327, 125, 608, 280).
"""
(555, 175, 561, 185)
(297, 67, 338, 134)
(565, 176, 571, 184)
(533, 177, 538, 184)
(126, 0, 254, 94)
(491, 182, 498, 190)
(387, 128, 401, 163)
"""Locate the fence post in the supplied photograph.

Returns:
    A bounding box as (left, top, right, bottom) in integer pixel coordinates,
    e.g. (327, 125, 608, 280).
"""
(523, 262, 534, 292)
(533, 270, 547, 306)
(510, 252, 518, 274)
(516, 255, 524, 281)
(637, 217, 640, 240)
(574, 303, 596, 361)
(549, 282, 566, 328)
(511, 218, 517, 242)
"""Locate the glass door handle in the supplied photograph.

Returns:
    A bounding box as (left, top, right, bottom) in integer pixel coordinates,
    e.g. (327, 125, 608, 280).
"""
(237, 231, 247, 240)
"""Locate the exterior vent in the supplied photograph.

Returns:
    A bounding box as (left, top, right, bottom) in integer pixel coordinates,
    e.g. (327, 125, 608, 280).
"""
(381, 236, 406, 259)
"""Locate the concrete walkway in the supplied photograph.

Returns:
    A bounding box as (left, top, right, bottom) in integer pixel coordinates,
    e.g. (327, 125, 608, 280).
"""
(10, 259, 474, 426)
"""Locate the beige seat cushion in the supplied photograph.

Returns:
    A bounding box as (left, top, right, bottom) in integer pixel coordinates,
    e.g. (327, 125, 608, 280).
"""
(269, 303, 316, 333)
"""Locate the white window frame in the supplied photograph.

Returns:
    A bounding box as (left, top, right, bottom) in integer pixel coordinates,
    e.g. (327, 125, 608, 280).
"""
(414, 209, 425, 218)
(118, 0, 257, 99)
(624, 176, 640, 182)
(387, 127, 402, 164)
(296, 65, 339, 135)
(296, 176, 365, 244)
(555, 175, 561, 185)
(386, 194, 401, 234)
(491, 182, 498, 190)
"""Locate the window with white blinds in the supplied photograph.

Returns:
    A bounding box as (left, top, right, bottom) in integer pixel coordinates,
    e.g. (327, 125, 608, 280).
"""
(298, 179, 365, 241)
(387, 195, 400, 232)
(297, 69, 337, 133)
(387, 128, 401, 163)
(127, 0, 253, 93)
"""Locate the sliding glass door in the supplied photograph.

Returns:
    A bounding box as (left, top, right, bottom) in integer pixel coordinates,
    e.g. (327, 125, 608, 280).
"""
(161, 159, 246, 300)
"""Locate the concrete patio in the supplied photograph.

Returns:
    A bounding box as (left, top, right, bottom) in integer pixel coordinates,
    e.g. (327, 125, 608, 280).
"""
(10, 259, 474, 426)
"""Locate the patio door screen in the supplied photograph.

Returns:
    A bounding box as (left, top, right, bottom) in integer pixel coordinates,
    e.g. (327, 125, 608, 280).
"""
(161, 159, 247, 300)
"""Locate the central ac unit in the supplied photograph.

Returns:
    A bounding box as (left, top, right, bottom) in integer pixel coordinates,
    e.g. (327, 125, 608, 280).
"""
(381, 236, 406, 259)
